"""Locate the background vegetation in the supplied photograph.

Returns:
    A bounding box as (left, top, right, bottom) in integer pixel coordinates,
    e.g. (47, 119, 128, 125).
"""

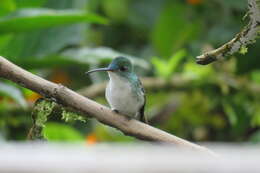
(0, 0, 260, 144)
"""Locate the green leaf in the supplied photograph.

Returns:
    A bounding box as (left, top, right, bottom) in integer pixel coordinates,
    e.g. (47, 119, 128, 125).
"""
(152, 49, 186, 79)
(0, 0, 16, 16)
(151, 2, 201, 57)
(0, 8, 108, 34)
(43, 122, 84, 142)
(239, 45, 248, 55)
(0, 82, 27, 108)
(102, 0, 128, 22)
(168, 49, 186, 73)
(151, 57, 169, 78)
(0, 24, 86, 59)
(0, 0, 93, 59)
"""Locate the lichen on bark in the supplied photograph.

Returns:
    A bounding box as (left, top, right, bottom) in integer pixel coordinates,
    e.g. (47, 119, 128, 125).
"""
(27, 98, 86, 140)
(196, 0, 260, 65)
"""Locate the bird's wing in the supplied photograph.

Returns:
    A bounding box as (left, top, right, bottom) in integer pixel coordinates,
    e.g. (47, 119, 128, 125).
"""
(137, 78, 147, 123)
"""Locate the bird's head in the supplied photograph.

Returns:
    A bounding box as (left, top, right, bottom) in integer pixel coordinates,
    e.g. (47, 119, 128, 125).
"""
(85, 56, 133, 78)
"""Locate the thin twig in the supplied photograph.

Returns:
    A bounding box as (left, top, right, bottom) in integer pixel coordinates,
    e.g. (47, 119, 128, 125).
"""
(196, 0, 260, 65)
(78, 74, 260, 99)
(0, 56, 217, 156)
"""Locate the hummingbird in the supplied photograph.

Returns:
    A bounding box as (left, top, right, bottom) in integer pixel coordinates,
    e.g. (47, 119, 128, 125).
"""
(85, 56, 147, 123)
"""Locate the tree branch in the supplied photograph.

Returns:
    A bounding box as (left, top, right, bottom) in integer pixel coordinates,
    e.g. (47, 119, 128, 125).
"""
(196, 0, 260, 65)
(78, 74, 260, 100)
(0, 56, 217, 156)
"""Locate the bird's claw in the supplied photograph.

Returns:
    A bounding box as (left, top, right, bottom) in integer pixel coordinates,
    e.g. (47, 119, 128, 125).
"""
(112, 109, 120, 114)
(111, 109, 132, 121)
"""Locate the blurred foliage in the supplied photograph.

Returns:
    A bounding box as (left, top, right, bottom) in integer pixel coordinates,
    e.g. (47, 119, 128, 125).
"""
(0, 0, 260, 144)
(0, 82, 27, 108)
(0, 8, 108, 33)
(152, 49, 186, 79)
(43, 122, 85, 142)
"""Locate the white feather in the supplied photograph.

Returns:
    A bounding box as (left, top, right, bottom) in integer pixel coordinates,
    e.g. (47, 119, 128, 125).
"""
(105, 72, 144, 117)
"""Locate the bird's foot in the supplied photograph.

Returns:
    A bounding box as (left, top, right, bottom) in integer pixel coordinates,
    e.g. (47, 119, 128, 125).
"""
(111, 109, 132, 121)
(124, 115, 132, 121)
(112, 108, 120, 114)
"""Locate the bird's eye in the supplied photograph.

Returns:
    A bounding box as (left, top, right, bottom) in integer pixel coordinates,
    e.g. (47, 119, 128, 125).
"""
(120, 66, 127, 72)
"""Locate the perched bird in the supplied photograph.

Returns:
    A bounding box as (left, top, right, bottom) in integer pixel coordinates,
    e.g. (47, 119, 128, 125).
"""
(85, 56, 147, 123)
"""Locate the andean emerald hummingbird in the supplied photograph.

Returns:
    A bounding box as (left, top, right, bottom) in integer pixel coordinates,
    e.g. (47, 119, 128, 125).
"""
(85, 56, 147, 123)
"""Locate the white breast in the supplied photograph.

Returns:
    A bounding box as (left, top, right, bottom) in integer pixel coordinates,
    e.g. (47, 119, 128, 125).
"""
(105, 72, 144, 117)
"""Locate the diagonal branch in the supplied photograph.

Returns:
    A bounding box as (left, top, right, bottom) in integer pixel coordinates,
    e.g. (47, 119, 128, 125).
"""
(0, 56, 217, 156)
(196, 0, 260, 65)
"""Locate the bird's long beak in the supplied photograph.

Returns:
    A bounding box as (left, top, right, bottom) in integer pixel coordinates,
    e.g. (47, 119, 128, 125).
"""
(85, 67, 114, 75)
